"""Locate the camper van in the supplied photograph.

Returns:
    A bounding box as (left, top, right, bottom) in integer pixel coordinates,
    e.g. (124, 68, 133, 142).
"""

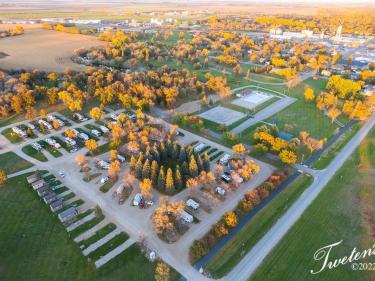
(186, 199, 200, 210)
(219, 154, 231, 165)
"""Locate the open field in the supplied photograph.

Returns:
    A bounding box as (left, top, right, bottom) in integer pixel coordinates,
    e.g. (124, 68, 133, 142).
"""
(0, 24, 103, 72)
(312, 123, 362, 169)
(250, 128, 375, 281)
(0, 173, 178, 281)
(205, 173, 313, 278)
(0, 152, 33, 174)
(21, 145, 48, 162)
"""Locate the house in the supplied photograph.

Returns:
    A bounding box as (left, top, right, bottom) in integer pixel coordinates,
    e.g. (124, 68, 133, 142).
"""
(26, 173, 41, 184)
(43, 192, 57, 204)
(31, 179, 46, 190)
(58, 207, 78, 223)
(181, 210, 193, 223)
(50, 199, 64, 213)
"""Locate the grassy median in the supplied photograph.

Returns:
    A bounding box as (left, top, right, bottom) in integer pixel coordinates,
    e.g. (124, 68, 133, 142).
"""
(250, 128, 375, 281)
(205, 173, 313, 278)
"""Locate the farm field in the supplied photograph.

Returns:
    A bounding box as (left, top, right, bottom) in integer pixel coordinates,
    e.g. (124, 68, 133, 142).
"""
(0, 174, 178, 281)
(250, 128, 375, 281)
(0, 24, 103, 72)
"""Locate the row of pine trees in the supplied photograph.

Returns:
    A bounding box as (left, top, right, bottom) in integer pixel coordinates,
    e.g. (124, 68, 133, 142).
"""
(129, 141, 210, 194)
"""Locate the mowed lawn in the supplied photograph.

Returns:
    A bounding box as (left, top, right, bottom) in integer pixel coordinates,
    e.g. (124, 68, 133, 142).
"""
(264, 78, 340, 140)
(0, 174, 175, 281)
(250, 128, 375, 281)
(0, 152, 33, 174)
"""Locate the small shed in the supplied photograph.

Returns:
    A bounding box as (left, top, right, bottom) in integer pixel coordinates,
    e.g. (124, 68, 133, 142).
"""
(279, 131, 294, 142)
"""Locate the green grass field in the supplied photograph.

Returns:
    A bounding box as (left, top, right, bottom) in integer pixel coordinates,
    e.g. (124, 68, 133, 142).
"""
(1, 128, 23, 143)
(205, 173, 313, 278)
(0, 174, 178, 281)
(312, 123, 362, 169)
(250, 128, 375, 281)
(21, 145, 48, 162)
(0, 152, 33, 174)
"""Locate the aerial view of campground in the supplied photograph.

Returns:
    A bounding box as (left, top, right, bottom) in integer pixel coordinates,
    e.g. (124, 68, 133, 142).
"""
(0, 1, 374, 281)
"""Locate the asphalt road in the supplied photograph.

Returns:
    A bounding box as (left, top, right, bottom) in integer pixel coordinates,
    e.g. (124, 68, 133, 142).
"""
(225, 112, 375, 281)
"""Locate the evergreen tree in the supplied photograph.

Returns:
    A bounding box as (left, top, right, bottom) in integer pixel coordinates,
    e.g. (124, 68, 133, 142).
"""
(157, 165, 165, 190)
(160, 142, 167, 161)
(150, 160, 159, 186)
(172, 143, 179, 159)
(165, 168, 175, 193)
(135, 155, 143, 178)
(181, 161, 189, 176)
(175, 165, 183, 190)
(186, 145, 193, 156)
(203, 152, 210, 172)
(166, 139, 172, 157)
(197, 154, 204, 173)
(142, 159, 150, 179)
(152, 143, 160, 162)
(178, 145, 187, 162)
(145, 146, 153, 162)
(189, 155, 198, 177)
(129, 155, 136, 171)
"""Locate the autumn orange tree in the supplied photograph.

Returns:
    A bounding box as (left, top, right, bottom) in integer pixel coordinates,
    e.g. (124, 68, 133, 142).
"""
(85, 139, 98, 155)
(89, 107, 104, 120)
(232, 143, 247, 159)
(279, 149, 297, 165)
(108, 160, 121, 179)
(154, 262, 171, 281)
(152, 200, 185, 236)
(304, 86, 315, 102)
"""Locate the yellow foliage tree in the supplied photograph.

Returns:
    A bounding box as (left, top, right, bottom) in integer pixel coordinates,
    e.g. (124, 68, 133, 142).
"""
(89, 107, 104, 120)
(304, 87, 315, 102)
(85, 139, 98, 155)
(279, 149, 297, 165)
(223, 211, 238, 228)
(0, 170, 7, 185)
(140, 178, 152, 200)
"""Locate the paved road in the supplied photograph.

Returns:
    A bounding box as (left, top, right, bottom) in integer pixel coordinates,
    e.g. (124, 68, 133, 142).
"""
(225, 112, 375, 281)
(231, 96, 297, 134)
